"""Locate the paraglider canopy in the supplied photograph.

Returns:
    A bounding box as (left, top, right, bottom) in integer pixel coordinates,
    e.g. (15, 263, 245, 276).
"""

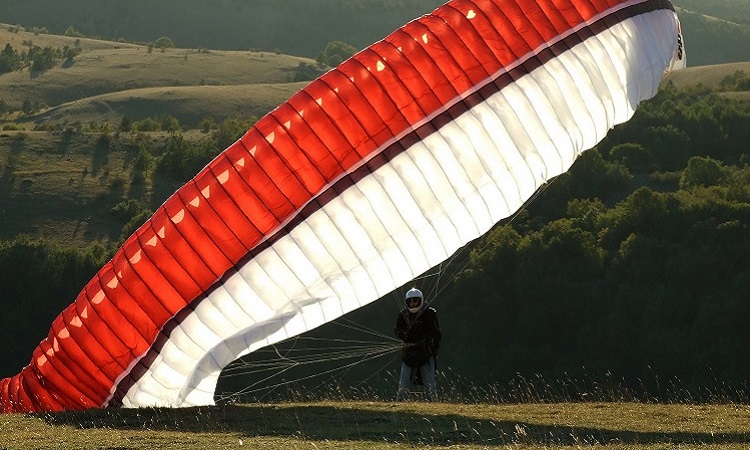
(0, 0, 684, 413)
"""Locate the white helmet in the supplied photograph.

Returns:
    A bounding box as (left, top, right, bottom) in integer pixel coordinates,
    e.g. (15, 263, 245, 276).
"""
(405, 288, 423, 313)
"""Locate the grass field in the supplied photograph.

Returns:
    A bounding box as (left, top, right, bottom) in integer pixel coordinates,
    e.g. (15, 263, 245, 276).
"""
(2, 400, 750, 449)
(0, 24, 314, 128)
(28, 82, 307, 129)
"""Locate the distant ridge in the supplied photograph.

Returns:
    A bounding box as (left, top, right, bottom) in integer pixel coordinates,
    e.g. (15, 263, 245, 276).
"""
(664, 61, 750, 89)
(1, 0, 748, 64)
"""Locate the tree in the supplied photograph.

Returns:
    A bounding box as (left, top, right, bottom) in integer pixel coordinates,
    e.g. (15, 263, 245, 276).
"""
(679, 156, 729, 189)
(154, 36, 175, 50)
(293, 62, 325, 82)
(154, 134, 216, 181)
(0, 44, 21, 74)
(63, 26, 85, 38)
(119, 116, 133, 132)
(62, 45, 81, 62)
(212, 117, 251, 150)
(130, 147, 153, 186)
(28, 45, 58, 72)
(608, 142, 654, 173)
(641, 124, 692, 171)
(159, 114, 181, 132)
(316, 41, 356, 67)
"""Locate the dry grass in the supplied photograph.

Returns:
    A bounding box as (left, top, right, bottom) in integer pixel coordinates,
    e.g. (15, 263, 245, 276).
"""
(31, 82, 307, 127)
(663, 61, 750, 89)
(2, 401, 750, 449)
(0, 23, 314, 127)
(0, 24, 141, 52)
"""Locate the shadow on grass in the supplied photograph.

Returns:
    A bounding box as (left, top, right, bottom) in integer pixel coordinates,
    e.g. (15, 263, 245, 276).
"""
(35, 403, 750, 447)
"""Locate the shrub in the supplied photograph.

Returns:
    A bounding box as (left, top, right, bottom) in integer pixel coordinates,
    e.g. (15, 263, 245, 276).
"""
(679, 156, 729, 189)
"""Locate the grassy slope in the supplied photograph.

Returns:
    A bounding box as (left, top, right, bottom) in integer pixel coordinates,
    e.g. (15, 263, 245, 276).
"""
(674, 0, 750, 24)
(664, 61, 750, 88)
(31, 82, 307, 128)
(0, 26, 313, 246)
(3, 401, 750, 449)
(0, 133, 123, 243)
(0, 24, 313, 125)
(0, 131, 176, 245)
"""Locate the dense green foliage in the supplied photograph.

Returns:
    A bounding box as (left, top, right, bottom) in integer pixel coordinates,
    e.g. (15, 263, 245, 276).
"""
(0, 237, 111, 372)
(0, 42, 80, 75)
(0, 44, 22, 73)
(430, 83, 750, 398)
(316, 41, 357, 68)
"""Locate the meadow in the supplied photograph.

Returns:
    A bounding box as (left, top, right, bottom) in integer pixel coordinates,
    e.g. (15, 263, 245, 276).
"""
(3, 400, 750, 449)
(0, 24, 310, 127)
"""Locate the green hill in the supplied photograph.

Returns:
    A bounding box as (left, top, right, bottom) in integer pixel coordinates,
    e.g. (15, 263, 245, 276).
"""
(0, 0, 445, 57)
(0, 0, 748, 65)
(30, 83, 307, 128)
(0, 24, 315, 127)
(674, 7, 750, 66)
(0, 25, 315, 252)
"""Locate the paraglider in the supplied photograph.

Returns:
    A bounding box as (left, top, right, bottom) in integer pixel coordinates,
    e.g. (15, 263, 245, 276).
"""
(0, 0, 685, 412)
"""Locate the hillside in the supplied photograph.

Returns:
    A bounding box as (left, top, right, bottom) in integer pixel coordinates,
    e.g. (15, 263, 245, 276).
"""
(2, 21, 749, 132)
(0, 0, 445, 58)
(674, 0, 750, 24)
(0, 26, 316, 251)
(1, 0, 749, 66)
(0, 24, 316, 127)
(674, 7, 750, 66)
(30, 83, 307, 128)
(664, 61, 750, 88)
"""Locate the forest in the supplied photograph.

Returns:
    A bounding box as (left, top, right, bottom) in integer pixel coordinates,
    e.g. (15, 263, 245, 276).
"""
(1, 72, 749, 401)
(429, 79, 750, 399)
